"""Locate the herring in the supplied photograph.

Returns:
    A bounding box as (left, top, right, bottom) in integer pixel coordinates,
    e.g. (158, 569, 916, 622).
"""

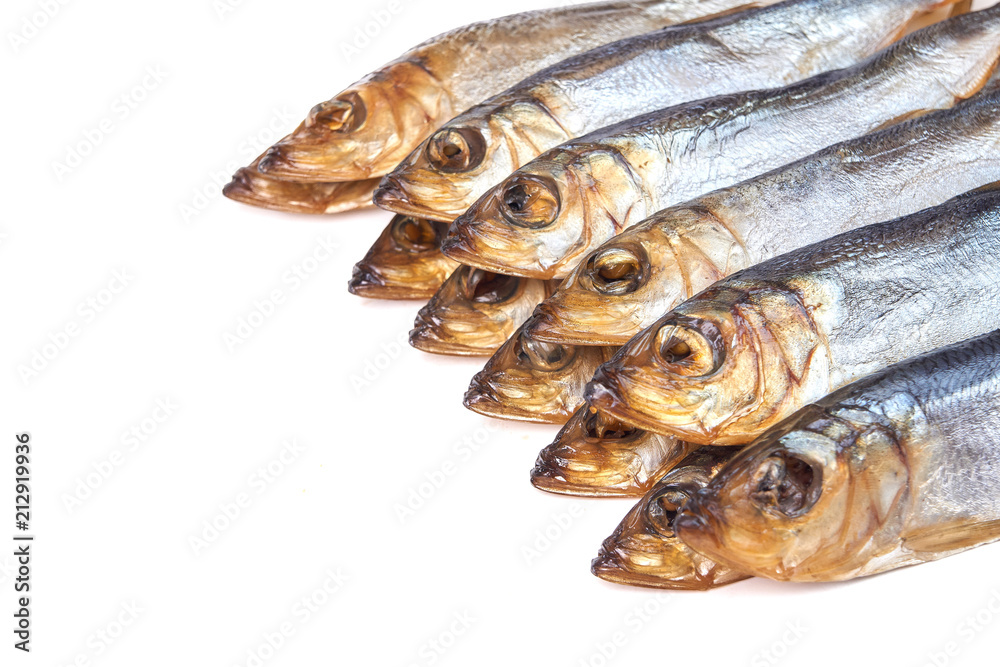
(443, 5, 1000, 278)
(677, 329, 1000, 582)
(586, 185, 1000, 445)
(378, 0, 959, 223)
(254, 0, 776, 183)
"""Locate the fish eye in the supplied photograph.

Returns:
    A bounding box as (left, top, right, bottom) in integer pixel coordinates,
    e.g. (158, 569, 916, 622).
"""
(652, 320, 722, 377)
(749, 452, 822, 517)
(515, 333, 576, 372)
(499, 175, 561, 229)
(583, 409, 639, 440)
(425, 127, 486, 172)
(587, 246, 647, 295)
(310, 92, 367, 133)
(463, 268, 521, 304)
(390, 216, 444, 252)
(645, 487, 691, 538)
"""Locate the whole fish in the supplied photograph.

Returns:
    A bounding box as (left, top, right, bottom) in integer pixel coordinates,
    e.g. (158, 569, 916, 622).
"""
(464, 318, 617, 423)
(527, 79, 1000, 347)
(409, 267, 556, 356)
(378, 0, 959, 223)
(254, 0, 775, 184)
(442, 6, 1000, 279)
(677, 329, 1000, 582)
(531, 401, 696, 497)
(349, 216, 457, 300)
(223, 157, 378, 214)
(593, 446, 745, 589)
(586, 185, 1000, 446)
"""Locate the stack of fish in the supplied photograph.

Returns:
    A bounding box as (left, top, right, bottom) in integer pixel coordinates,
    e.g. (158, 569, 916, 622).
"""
(225, 0, 1000, 589)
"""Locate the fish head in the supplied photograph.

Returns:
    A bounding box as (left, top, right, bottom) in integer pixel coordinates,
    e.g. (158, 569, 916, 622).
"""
(584, 282, 826, 446)
(592, 447, 749, 590)
(526, 206, 745, 345)
(375, 99, 572, 222)
(259, 62, 454, 182)
(440, 146, 646, 279)
(531, 402, 696, 497)
(409, 265, 552, 356)
(463, 319, 612, 423)
(676, 405, 909, 581)
(349, 215, 458, 300)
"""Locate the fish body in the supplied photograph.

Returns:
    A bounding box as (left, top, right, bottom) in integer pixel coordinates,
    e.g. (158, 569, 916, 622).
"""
(531, 402, 697, 497)
(409, 267, 556, 356)
(678, 329, 1000, 582)
(592, 445, 746, 588)
(464, 318, 617, 423)
(379, 0, 957, 223)
(256, 0, 776, 184)
(443, 6, 1000, 278)
(587, 185, 1000, 445)
(528, 81, 1000, 346)
(349, 216, 457, 300)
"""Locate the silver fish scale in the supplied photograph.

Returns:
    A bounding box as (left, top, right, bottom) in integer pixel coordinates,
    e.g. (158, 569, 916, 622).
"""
(842, 332, 1000, 529)
(500, 0, 941, 135)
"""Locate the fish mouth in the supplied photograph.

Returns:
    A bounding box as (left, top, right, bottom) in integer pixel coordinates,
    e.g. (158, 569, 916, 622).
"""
(257, 139, 373, 183)
(223, 160, 379, 215)
(463, 373, 569, 424)
(409, 308, 496, 356)
(348, 263, 430, 300)
(530, 446, 645, 498)
(527, 301, 642, 346)
(590, 538, 747, 591)
(373, 176, 455, 223)
(530, 409, 693, 497)
(584, 367, 709, 438)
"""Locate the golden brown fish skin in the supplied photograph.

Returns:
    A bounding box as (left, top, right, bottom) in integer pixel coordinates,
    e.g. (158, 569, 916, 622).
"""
(586, 185, 1000, 446)
(591, 445, 747, 589)
(463, 318, 617, 423)
(382, 0, 958, 224)
(257, 0, 778, 183)
(222, 157, 378, 215)
(528, 72, 1000, 347)
(677, 330, 1000, 582)
(442, 5, 1000, 279)
(531, 402, 697, 497)
(348, 216, 457, 300)
(409, 267, 557, 356)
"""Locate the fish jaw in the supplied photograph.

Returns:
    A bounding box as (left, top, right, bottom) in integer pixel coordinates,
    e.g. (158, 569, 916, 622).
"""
(677, 404, 909, 582)
(222, 158, 379, 215)
(462, 320, 609, 424)
(441, 148, 643, 279)
(258, 62, 455, 183)
(585, 283, 830, 446)
(348, 216, 457, 300)
(408, 266, 547, 356)
(530, 403, 696, 497)
(592, 460, 749, 590)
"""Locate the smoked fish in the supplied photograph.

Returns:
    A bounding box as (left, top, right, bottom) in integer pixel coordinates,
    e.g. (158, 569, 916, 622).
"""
(586, 185, 1000, 445)
(677, 329, 1000, 582)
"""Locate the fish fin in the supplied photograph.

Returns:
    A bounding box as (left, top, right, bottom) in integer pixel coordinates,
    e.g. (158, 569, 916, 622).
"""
(868, 109, 932, 134)
(902, 518, 1000, 554)
(949, 0, 973, 18)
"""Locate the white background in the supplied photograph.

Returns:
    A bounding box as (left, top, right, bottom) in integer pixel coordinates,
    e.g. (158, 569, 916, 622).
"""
(4, 0, 1000, 665)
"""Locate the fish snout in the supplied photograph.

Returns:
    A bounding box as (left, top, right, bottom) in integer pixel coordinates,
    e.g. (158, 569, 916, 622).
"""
(347, 263, 386, 295)
(440, 224, 481, 265)
(373, 175, 412, 209)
